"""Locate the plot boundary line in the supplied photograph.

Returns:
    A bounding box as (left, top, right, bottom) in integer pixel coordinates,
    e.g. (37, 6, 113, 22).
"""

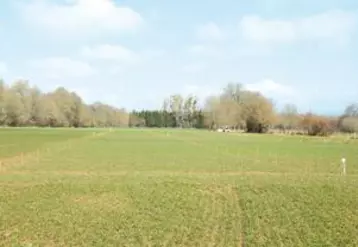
(2, 169, 355, 177)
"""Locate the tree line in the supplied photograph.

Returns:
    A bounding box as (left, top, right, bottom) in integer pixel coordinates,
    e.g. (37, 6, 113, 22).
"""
(130, 83, 357, 135)
(1, 79, 357, 135)
(0, 80, 129, 127)
(129, 94, 206, 128)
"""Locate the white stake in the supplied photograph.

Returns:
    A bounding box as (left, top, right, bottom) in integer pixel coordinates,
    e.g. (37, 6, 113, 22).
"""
(341, 158, 346, 176)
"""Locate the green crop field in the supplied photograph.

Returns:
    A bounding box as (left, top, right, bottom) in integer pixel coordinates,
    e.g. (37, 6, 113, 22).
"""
(1, 128, 358, 246)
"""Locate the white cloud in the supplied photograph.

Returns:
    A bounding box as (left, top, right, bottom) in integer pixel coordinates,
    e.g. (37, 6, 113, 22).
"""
(17, 0, 143, 36)
(29, 57, 96, 79)
(182, 62, 207, 73)
(187, 44, 222, 57)
(140, 49, 167, 61)
(244, 79, 296, 103)
(240, 16, 296, 43)
(197, 22, 225, 41)
(66, 86, 119, 105)
(188, 45, 208, 54)
(240, 10, 357, 44)
(80, 45, 166, 65)
(80, 44, 139, 64)
(299, 11, 356, 40)
(0, 61, 8, 75)
(181, 84, 221, 106)
(79, 45, 165, 75)
(182, 84, 217, 96)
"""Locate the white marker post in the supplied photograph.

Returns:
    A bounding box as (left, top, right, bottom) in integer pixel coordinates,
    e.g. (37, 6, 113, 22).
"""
(341, 158, 346, 176)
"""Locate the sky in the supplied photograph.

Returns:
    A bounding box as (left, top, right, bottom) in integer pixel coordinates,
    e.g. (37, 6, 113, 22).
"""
(0, 0, 357, 115)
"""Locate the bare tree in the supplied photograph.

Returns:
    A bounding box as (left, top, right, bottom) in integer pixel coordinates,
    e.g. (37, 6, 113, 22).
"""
(169, 94, 184, 127)
(280, 103, 300, 131)
(0, 80, 6, 125)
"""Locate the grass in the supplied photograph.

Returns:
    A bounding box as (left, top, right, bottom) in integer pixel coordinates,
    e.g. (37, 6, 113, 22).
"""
(0, 128, 91, 158)
(1, 128, 358, 246)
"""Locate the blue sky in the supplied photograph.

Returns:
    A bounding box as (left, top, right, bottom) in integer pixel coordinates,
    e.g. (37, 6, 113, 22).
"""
(0, 0, 357, 114)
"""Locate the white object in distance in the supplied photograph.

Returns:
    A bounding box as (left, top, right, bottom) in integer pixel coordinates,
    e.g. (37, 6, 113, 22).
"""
(341, 157, 346, 175)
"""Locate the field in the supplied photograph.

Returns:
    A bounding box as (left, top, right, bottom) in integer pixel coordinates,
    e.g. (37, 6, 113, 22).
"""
(1, 128, 358, 246)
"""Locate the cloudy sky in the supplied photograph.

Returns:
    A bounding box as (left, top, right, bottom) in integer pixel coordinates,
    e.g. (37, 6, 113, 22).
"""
(0, 0, 357, 114)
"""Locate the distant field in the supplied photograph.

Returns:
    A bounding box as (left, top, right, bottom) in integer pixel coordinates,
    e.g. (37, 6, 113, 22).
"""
(0, 128, 92, 158)
(1, 128, 358, 246)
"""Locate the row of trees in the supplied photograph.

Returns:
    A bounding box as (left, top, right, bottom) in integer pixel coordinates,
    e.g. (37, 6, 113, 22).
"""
(130, 84, 277, 133)
(276, 103, 358, 135)
(1, 79, 357, 135)
(129, 94, 206, 128)
(0, 80, 129, 127)
(129, 83, 357, 136)
(129, 110, 206, 128)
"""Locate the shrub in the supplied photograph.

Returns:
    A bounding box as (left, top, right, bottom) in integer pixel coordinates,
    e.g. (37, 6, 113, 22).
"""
(241, 92, 276, 134)
(339, 117, 358, 133)
(300, 114, 333, 136)
(246, 116, 270, 133)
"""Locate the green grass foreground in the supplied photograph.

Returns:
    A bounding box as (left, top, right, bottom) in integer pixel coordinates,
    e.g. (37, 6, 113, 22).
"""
(1, 128, 358, 246)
